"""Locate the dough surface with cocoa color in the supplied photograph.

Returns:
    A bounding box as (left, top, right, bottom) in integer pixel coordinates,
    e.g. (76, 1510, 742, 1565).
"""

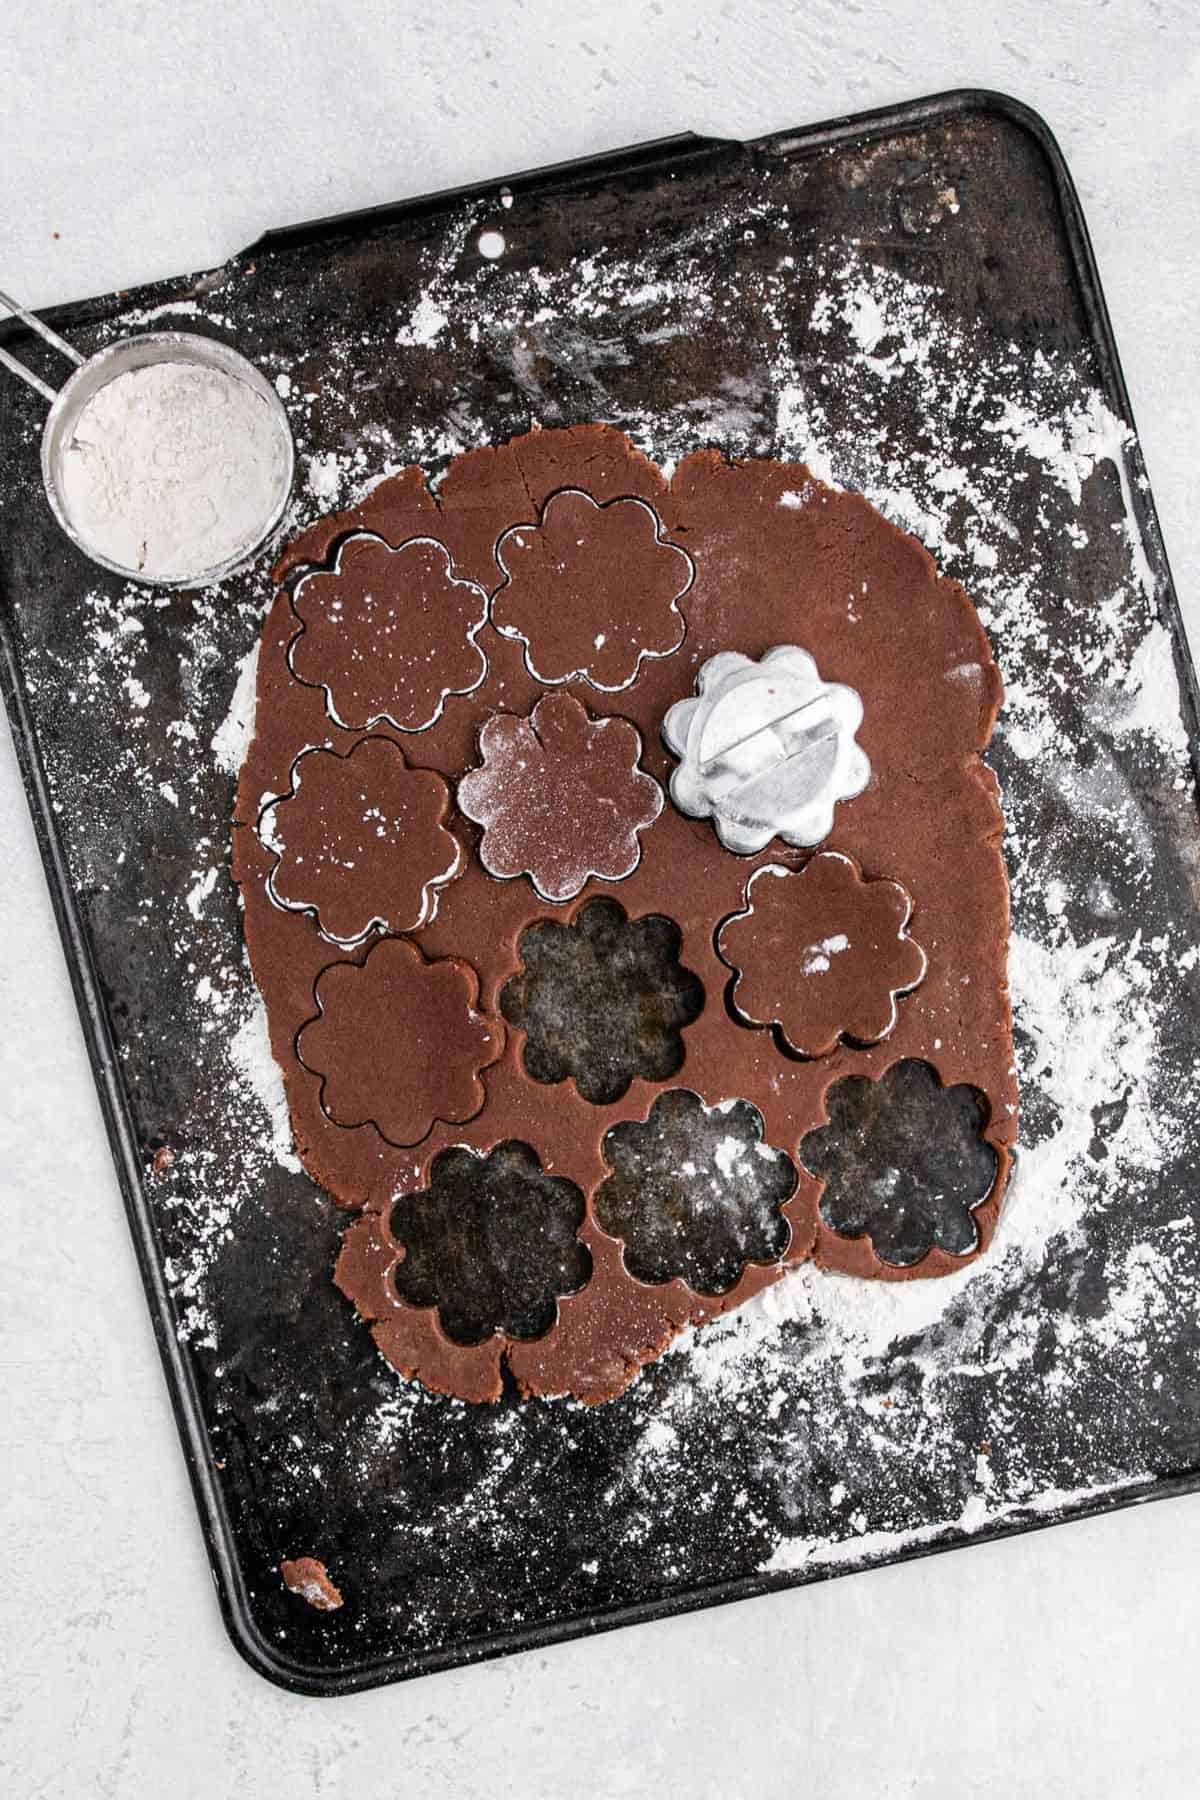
(263, 737, 460, 943)
(718, 853, 927, 1057)
(232, 423, 1014, 1406)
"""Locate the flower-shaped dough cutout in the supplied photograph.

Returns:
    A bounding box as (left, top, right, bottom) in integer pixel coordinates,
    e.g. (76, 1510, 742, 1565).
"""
(800, 1059, 998, 1267)
(290, 533, 489, 731)
(594, 1089, 796, 1294)
(500, 896, 705, 1105)
(297, 937, 501, 1147)
(663, 646, 870, 853)
(260, 739, 461, 947)
(389, 1141, 592, 1345)
(491, 489, 692, 690)
(457, 692, 662, 904)
(718, 852, 927, 1057)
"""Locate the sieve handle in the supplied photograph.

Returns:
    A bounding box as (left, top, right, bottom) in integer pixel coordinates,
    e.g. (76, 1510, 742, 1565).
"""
(0, 289, 85, 405)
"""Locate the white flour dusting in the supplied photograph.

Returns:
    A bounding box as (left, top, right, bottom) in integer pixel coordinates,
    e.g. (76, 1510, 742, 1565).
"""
(211, 641, 260, 774)
(800, 933, 849, 976)
(763, 1471, 1152, 1575)
(57, 361, 289, 581)
(230, 997, 302, 1175)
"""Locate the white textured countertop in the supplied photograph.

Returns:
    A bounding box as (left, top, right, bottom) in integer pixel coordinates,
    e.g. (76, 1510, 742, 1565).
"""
(3, 3, 1199, 1794)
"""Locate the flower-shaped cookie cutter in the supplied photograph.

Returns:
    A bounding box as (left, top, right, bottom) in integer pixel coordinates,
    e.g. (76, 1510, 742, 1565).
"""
(663, 646, 870, 853)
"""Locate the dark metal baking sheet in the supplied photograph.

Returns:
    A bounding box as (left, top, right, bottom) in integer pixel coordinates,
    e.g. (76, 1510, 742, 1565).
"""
(2, 89, 1198, 1695)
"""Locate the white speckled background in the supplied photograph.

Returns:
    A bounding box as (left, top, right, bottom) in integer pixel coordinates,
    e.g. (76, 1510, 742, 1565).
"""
(3, 3, 1199, 1794)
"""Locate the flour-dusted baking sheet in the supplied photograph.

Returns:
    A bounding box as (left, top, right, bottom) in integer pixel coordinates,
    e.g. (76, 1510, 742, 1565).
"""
(2, 91, 1198, 1694)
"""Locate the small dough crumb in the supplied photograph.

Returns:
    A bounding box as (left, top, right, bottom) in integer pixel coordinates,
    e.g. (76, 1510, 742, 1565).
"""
(281, 1556, 344, 1611)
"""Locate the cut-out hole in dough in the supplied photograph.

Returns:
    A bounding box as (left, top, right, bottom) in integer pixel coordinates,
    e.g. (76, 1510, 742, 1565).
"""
(491, 489, 692, 691)
(390, 1141, 591, 1345)
(595, 1089, 795, 1294)
(260, 739, 461, 947)
(717, 853, 927, 1057)
(800, 1058, 997, 1267)
(288, 533, 489, 733)
(501, 897, 704, 1105)
(457, 692, 662, 904)
(297, 937, 500, 1147)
